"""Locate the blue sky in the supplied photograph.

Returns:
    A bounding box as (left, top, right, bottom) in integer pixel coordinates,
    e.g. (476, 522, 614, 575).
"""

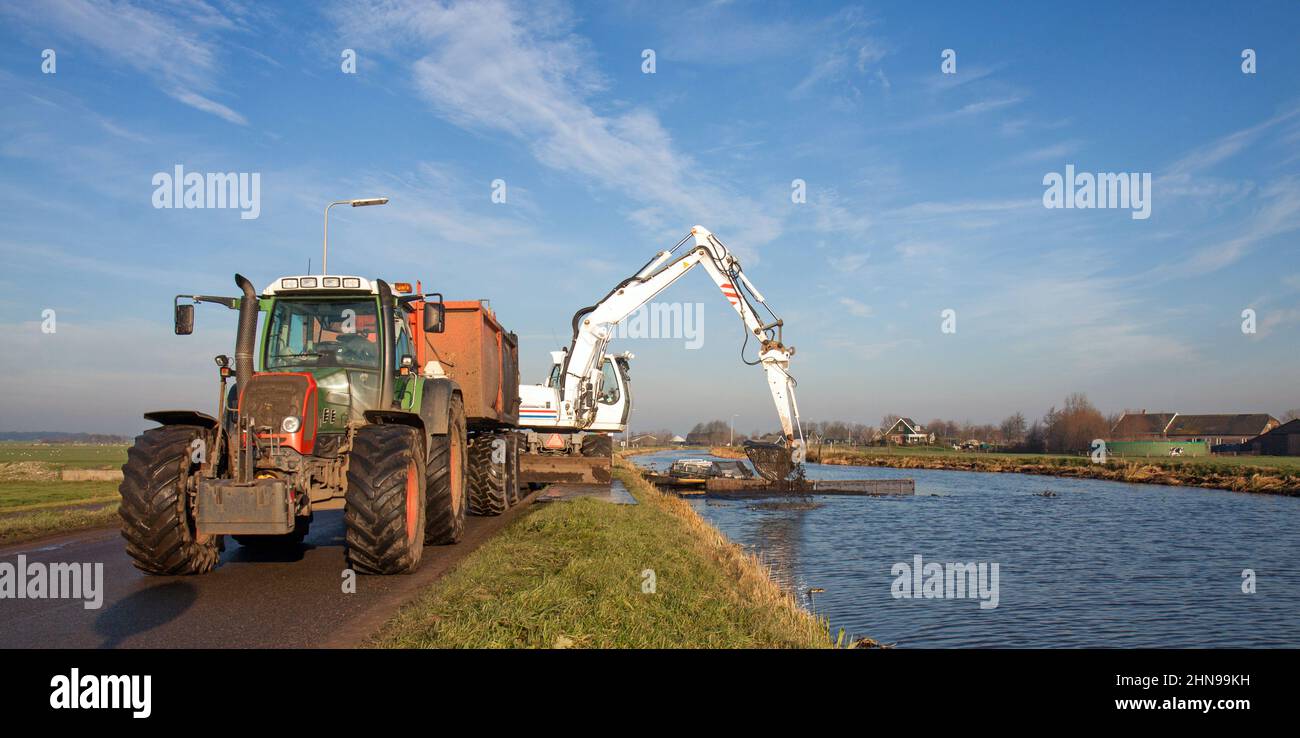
(1, 0, 1297, 435)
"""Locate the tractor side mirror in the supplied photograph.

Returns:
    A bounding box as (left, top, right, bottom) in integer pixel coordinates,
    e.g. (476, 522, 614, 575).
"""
(423, 302, 445, 334)
(175, 303, 195, 335)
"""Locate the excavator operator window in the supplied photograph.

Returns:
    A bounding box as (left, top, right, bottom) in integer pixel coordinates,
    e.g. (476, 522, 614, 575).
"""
(598, 359, 620, 405)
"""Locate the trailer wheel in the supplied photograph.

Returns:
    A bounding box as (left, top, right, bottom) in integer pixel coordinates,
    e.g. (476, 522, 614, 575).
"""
(580, 433, 613, 458)
(344, 425, 426, 574)
(118, 425, 221, 575)
(425, 394, 468, 544)
(506, 432, 521, 507)
(467, 432, 510, 516)
(233, 515, 311, 548)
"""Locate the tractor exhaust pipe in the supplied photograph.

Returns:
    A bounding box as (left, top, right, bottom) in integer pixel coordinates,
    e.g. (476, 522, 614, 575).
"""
(234, 274, 258, 395)
(376, 279, 396, 410)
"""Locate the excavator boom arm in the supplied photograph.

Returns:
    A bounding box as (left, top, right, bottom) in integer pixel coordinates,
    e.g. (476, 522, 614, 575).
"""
(561, 226, 805, 477)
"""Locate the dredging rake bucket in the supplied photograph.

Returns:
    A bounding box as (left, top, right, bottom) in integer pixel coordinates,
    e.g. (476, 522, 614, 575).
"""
(744, 440, 799, 482)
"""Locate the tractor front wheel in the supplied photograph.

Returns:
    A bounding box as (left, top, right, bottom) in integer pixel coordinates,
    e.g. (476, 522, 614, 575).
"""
(344, 425, 426, 575)
(118, 425, 221, 575)
(424, 394, 468, 544)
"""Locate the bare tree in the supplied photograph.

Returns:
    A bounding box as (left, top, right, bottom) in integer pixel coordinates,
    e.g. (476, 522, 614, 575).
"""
(1000, 412, 1027, 444)
(1043, 393, 1108, 454)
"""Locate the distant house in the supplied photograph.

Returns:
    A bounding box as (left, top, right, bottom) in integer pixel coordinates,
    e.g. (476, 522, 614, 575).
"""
(669, 435, 687, 446)
(883, 417, 934, 446)
(1110, 411, 1279, 447)
(1249, 419, 1300, 456)
(627, 434, 662, 447)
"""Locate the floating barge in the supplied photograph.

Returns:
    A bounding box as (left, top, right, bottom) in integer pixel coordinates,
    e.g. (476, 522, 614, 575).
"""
(703, 477, 914, 497)
(643, 459, 913, 497)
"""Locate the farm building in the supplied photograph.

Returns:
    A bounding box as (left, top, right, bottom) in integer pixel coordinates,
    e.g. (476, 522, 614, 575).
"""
(1109, 412, 1177, 440)
(1249, 419, 1300, 456)
(1109, 411, 1278, 446)
(883, 417, 934, 445)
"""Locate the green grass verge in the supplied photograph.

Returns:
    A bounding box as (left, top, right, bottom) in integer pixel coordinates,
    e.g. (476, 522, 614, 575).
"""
(0, 481, 120, 513)
(372, 461, 837, 648)
(0, 502, 118, 545)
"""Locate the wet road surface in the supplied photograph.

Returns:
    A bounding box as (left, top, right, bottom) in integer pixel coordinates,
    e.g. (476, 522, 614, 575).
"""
(0, 493, 538, 649)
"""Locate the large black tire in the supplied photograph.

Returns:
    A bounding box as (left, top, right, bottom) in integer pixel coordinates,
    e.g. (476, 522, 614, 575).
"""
(233, 515, 311, 548)
(468, 432, 511, 516)
(506, 432, 521, 507)
(118, 425, 221, 575)
(580, 433, 613, 458)
(344, 425, 426, 575)
(424, 394, 468, 544)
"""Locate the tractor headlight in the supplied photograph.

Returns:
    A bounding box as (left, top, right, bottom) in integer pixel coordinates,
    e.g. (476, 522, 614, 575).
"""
(281, 416, 302, 434)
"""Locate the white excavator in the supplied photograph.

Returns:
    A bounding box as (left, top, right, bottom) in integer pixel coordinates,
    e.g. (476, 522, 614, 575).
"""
(516, 225, 806, 484)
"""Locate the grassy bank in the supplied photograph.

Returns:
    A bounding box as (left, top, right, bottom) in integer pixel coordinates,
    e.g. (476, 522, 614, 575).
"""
(0, 443, 126, 543)
(373, 458, 846, 648)
(709, 445, 1300, 496)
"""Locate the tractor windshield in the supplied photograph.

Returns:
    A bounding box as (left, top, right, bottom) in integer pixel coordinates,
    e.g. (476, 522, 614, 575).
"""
(264, 299, 382, 370)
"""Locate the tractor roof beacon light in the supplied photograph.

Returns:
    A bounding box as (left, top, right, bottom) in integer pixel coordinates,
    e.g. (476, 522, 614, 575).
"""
(323, 197, 389, 275)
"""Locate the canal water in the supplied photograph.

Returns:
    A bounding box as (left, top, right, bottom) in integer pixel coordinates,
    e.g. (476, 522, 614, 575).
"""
(631, 450, 1300, 647)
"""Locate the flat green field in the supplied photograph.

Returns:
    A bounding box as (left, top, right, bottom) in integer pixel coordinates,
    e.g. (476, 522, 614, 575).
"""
(0, 443, 128, 469)
(0, 444, 126, 542)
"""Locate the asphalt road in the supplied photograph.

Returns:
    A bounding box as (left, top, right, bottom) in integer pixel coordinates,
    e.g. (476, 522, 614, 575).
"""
(0, 493, 538, 649)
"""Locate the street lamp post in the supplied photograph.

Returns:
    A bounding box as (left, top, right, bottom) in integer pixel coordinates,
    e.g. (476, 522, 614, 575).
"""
(323, 197, 389, 273)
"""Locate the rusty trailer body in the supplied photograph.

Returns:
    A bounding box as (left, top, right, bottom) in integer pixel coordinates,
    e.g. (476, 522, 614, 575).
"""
(416, 300, 520, 428)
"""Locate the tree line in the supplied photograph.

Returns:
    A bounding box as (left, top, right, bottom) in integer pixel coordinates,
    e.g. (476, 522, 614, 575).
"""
(683, 392, 1127, 455)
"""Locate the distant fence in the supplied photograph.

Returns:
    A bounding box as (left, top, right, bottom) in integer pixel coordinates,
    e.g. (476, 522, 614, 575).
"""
(1105, 440, 1209, 458)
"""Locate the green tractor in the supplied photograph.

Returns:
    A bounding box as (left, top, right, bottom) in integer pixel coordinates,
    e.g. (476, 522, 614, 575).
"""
(118, 273, 471, 575)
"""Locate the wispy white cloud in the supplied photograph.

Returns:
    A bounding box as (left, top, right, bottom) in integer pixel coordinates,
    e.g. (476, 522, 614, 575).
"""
(331, 0, 782, 251)
(1, 0, 249, 124)
(838, 297, 873, 317)
(1173, 178, 1300, 277)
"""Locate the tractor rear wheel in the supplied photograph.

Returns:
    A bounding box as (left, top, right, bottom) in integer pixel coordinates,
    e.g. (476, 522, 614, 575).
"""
(506, 432, 521, 507)
(344, 425, 426, 575)
(118, 425, 221, 575)
(424, 394, 468, 544)
(467, 432, 512, 516)
(580, 433, 613, 458)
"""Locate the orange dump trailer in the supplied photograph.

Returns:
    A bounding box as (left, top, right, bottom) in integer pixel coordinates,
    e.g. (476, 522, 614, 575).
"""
(415, 300, 520, 428)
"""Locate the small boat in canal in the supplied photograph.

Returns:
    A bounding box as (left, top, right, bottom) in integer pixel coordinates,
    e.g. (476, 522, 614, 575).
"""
(645, 458, 756, 492)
